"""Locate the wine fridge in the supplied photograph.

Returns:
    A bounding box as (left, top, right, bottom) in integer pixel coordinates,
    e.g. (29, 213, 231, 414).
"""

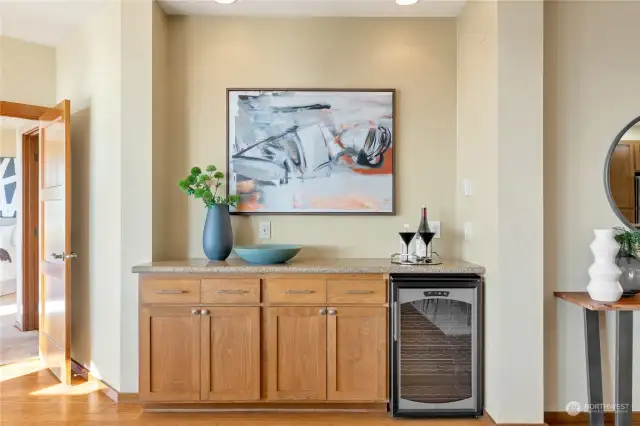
(389, 274, 483, 417)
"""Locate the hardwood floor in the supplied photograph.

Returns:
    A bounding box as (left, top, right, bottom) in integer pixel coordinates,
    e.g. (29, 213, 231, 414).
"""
(0, 359, 488, 425)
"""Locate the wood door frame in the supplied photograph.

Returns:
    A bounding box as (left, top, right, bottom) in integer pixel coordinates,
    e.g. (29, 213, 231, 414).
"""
(1, 100, 55, 331)
(18, 126, 40, 331)
(0, 101, 53, 121)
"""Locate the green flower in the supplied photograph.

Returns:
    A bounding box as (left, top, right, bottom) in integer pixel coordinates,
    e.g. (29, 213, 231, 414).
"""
(202, 190, 213, 202)
(213, 171, 224, 179)
(194, 188, 205, 198)
(198, 174, 209, 183)
(190, 167, 202, 176)
(205, 165, 217, 172)
(178, 179, 189, 190)
(186, 175, 197, 185)
(228, 195, 240, 206)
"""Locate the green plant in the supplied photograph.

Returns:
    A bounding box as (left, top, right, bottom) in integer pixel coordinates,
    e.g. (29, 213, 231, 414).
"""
(614, 227, 640, 259)
(178, 165, 240, 208)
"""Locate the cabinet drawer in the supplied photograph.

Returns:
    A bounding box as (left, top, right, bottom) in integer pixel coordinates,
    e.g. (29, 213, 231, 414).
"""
(140, 279, 200, 304)
(201, 279, 261, 304)
(327, 280, 386, 304)
(267, 279, 326, 304)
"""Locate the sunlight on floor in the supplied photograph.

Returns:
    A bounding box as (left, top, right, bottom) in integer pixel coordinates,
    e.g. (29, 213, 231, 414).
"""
(0, 357, 41, 382)
(0, 303, 17, 317)
(30, 380, 106, 396)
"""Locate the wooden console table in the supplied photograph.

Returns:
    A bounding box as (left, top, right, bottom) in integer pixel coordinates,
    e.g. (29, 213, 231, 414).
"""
(555, 292, 638, 426)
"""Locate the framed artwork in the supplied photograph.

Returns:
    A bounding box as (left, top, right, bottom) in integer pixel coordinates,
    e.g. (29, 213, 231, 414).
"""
(0, 158, 16, 218)
(227, 89, 395, 215)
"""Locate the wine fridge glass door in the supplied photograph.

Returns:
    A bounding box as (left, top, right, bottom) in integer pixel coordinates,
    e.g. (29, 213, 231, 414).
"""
(396, 287, 477, 411)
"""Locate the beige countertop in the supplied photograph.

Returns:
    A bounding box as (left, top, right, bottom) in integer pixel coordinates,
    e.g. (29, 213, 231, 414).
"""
(132, 257, 485, 275)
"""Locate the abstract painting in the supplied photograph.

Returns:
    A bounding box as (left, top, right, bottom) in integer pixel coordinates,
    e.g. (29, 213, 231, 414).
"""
(227, 89, 395, 214)
(0, 158, 16, 218)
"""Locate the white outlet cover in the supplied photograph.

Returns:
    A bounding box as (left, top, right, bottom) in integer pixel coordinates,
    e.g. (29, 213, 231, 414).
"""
(259, 221, 271, 239)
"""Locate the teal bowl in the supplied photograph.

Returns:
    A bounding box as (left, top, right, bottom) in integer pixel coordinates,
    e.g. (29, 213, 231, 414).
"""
(234, 244, 302, 265)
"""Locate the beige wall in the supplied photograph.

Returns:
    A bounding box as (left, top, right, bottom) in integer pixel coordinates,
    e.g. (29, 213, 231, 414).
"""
(0, 128, 17, 157)
(545, 0, 640, 410)
(56, 0, 124, 390)
(56, 0, 155, 393)
(458, 0, 544, 422)
(0, 36, 56, 106)
(119, 0, 154, 394)
(152, 2, 169, 261)
(456, 0, 500, 416)
(165, 17, 458, 260)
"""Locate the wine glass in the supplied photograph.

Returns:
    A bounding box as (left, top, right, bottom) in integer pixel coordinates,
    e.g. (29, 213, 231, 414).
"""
(398, 224, 415, 262)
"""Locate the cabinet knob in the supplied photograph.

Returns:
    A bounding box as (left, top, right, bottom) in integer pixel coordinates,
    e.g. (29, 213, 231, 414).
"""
(200, 309, 210, 316)
(191, 309, 201, 316)
(319, 308, 327, 315)
(328, 309, 337, 316)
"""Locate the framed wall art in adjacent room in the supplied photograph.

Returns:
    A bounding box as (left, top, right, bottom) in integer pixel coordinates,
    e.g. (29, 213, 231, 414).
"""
(227, 89, 395, 215)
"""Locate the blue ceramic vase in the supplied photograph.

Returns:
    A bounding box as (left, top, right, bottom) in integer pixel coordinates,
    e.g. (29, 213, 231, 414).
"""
(203, 204, 233, 261)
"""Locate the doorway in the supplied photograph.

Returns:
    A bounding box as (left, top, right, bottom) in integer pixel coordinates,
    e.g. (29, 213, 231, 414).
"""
(0, 119, 39, 365)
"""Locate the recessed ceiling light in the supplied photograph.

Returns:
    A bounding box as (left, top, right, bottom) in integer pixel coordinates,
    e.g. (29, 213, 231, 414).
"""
(396, 0, 419, 5)
(214, 0, 237, 4)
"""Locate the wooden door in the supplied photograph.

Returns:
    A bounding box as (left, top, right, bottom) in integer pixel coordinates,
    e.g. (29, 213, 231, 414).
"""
(139, 305, 201, 402)
(38, 100, 72, 384)
(201, 307, 261, 401)
(267, 307, 327, 400)
(327, 307, 387, 401)
(610, 143, 635, 222)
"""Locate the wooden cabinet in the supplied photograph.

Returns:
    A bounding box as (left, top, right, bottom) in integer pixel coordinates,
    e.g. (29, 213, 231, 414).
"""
(138, 274, 388, 406)
(327, 307, 387, 401)
(139, 305, 201, 402)
(267, 307, 327, 400)
(201, 307, 261, 401)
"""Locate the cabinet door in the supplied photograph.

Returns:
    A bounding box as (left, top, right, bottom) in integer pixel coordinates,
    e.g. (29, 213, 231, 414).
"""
(201, 307, 261, 401)
(327, 307, 387, 401)
(267, 307, 327, 400)
(139, 305, 201, 402)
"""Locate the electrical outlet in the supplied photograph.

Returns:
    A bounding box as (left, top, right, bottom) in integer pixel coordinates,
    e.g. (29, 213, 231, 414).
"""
(429, 221, 441, 239)
(259, 221, 271, 239)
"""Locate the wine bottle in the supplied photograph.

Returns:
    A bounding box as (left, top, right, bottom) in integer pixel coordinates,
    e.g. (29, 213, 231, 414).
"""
(416, 206, 431, 258)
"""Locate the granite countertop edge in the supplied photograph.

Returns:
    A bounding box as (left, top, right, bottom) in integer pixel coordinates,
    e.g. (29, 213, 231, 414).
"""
(132, 259, 485, 275)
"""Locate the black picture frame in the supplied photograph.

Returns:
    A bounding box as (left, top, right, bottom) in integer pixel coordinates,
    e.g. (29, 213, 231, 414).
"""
(226, 88, 396, 216)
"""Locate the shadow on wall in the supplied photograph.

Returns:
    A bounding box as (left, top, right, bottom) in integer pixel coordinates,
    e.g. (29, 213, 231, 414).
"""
(164, 20, 189, 260)
(70, 105, 91, 369)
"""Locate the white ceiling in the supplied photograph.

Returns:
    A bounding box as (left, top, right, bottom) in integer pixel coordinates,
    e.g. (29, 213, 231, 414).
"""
(0, 0, 464, 47)
(159, 0, 466, 18)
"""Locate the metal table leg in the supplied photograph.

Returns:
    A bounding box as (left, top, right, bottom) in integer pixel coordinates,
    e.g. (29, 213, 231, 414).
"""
(585, 309, 604, 426)
(615, 311, 633, 426)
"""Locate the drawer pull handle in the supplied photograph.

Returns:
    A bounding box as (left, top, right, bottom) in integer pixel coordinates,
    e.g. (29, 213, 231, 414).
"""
(285, 289, 314, 294)
(217, 289, 247, 294)
(155, 290, 186, 295)
(345, 290, 374, 295)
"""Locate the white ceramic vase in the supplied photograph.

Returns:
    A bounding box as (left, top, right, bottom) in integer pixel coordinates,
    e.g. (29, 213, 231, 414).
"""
(587, 229, 623, 302)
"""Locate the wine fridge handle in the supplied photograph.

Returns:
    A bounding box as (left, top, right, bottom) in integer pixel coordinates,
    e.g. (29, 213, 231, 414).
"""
(393, 301, 398, 342)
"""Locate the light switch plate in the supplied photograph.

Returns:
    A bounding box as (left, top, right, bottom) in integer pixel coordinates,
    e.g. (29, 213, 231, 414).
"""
(462, 179, 472, 196)
(428, 221, 441, 239)
(464, 222, 473, 241)
(259, 221, 271, 239)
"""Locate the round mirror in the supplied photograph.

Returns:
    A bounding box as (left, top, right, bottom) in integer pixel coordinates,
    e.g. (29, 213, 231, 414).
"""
(605, 116, 640, 229)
